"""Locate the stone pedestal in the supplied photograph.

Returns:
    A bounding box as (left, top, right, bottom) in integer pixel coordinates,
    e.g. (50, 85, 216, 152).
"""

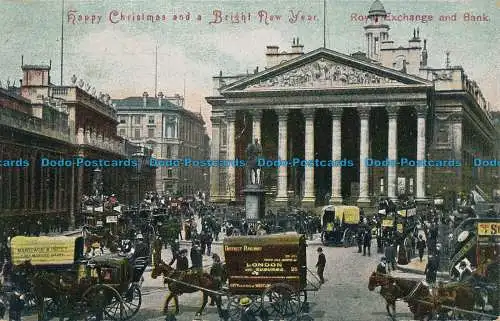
(244, 184, 265, 220)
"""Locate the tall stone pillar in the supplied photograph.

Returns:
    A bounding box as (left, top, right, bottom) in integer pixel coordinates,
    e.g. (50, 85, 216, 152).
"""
(275, 109, 288, 204)
(386, 106, 399, 200)
(302, 109, 316, 207)
(330, 108, 343, 204)
(451, 114, 463, 191)
(226, 110, 236, 201)
(251, 109, 262, 142)
(209, 116, 221, 201)
(416, 105, 428, 201)
(357, 106, 371, 205)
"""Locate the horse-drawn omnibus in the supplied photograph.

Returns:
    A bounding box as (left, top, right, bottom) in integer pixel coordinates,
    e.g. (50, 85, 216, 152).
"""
(9, 235, 147, 321)
(321, 205, 360, 246)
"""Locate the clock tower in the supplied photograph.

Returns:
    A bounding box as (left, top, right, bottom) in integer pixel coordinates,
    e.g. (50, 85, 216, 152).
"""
(364, 0, 390, 61)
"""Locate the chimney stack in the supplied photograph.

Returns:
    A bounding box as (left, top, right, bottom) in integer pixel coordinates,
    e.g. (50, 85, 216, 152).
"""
(143, 91, 148, 107)
(158, 91, 164, 107)
(291, 37, 304, 54)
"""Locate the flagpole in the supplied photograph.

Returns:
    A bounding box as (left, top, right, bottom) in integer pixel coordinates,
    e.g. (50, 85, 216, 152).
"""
(155, 44, 158, 97)
(60, 0, 64, 85)
(323, 0, 326, 48)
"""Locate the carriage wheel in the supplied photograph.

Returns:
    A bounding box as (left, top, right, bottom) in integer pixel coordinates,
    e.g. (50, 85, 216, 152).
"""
(261, 283, 301, 319)
(321, 232, 328, 246)
(343, 228, 353, 247)
(226, 295, 261, 321)
(121, 283, 141, 320)
(83, 284, 125, 321)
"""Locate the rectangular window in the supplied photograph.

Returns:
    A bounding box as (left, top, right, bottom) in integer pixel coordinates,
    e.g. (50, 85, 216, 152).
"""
(134, 129, 140, 138)
(119, 118, 126, 124)
(148, 128, 154, 138)
(148, 116, 155, 124)
(119, 129, 126, 136)
(167, 169, 173, 178)
(134, 116, 141, 124)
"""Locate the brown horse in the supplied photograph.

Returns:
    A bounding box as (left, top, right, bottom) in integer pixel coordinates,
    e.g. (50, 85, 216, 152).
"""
(368, 272, 435, 321)
(151, 262, 224, 317)
(368, 272, 476, 321)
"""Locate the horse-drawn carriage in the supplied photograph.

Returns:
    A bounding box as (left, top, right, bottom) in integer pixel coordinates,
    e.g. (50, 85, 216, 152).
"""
(151, 232, 320, 320)
(10, 235, 147, 321)
(321, 205, 360, 246)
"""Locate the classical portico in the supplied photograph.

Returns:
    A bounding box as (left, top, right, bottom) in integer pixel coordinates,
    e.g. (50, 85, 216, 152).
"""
(207, 48, 433, 207)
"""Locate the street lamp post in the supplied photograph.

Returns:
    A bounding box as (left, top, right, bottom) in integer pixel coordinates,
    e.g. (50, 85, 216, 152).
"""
(91, 168, 102, 227)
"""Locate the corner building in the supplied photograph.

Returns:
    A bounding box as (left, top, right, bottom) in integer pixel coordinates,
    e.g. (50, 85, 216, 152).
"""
(206, 0, 499, 208)
(115, 93, 210, 195)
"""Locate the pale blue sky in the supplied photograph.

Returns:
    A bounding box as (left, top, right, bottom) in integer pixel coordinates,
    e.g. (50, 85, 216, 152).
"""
(1, 0, 499, 128)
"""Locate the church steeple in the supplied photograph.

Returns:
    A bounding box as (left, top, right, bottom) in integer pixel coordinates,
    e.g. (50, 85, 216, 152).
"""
(364, 0, 390, 60)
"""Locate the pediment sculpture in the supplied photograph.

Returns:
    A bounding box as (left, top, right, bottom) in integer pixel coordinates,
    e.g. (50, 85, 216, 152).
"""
(248, 58, 400, 89)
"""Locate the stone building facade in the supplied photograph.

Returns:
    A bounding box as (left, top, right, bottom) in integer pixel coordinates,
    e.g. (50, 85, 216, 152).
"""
(206, 0, 498, 207)
(0, 63, 154, 228)
(115, 93, 210, 195)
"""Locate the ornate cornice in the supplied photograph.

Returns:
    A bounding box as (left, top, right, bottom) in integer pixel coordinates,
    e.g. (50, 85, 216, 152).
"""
(449, 114, 462, 123)
(385, 105, 399, 118)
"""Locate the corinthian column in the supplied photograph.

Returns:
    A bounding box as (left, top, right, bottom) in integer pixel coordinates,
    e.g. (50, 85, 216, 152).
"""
(330, 108, 343, 204)
(302, 109, 316, 207)
(357, 106, 371, 205)
(226, 110, 236, 201)
(386, 106, 399, 200)
(251, 109, 263, 142)
(210, 116, 221, 201)
(416, 105, 427, 201)
(275, 109, 288, 204)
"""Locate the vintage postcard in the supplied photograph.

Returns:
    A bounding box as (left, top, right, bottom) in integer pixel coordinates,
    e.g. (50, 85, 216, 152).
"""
(0, 0, 499, 320)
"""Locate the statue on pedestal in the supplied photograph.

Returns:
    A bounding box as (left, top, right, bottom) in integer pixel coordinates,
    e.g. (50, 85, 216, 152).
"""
(246, 138, 262, 185)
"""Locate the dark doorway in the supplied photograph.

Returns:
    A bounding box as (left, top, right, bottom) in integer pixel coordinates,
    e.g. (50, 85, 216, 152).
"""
(341, 108, 360, 201)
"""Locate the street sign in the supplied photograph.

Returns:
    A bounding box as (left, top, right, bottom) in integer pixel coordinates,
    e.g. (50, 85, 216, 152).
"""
(106, 215, 118, 223)
(477, 222, 500, 236)
(96, 220, 103, 227)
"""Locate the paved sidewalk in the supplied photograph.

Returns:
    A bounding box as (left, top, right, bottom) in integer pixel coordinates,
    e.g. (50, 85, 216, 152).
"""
(397, 256, 450, 277)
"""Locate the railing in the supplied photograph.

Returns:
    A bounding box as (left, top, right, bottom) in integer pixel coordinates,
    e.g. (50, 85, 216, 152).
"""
(76, 130, 126, 156)
(51, 86, 117, 120)
(0, 107, 72, 142)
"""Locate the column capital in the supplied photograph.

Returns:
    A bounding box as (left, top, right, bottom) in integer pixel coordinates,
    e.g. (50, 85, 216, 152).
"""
(225, 109, 236, 121)
(276, 109, 289, 120)
(330, 107, 343, 118)
(385, 105, 399, 118)
(357, 106, 371, 119)
(415, 105, 428, 117)
(250, 109, 263, 119)
(302, 108, 315, 119)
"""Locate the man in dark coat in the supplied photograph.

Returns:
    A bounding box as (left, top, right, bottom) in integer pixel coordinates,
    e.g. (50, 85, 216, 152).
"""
(416, 235, 426, 262)
(363, 228, 372, 256)
(209, 254, 224, 306)
(384, 243, 396, 272)
(168, 249, 189, 271)
(316, 247, 326, 284)
(424, 255, 438, 283)
(356, 229, 363, 253)
(190, 241, 203, 274)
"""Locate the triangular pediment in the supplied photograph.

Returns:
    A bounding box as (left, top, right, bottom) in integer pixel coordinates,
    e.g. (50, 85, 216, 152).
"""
(221, 48, 431, 93)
